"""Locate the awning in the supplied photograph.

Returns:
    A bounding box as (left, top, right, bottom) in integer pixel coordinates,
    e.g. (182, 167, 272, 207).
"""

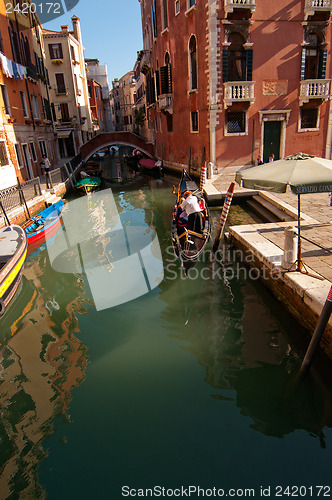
(56, 129, 73, 139)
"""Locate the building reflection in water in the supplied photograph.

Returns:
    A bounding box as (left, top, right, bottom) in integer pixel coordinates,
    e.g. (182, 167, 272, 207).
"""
(0, 249, 89, 499)
(160, 254, 332, 446)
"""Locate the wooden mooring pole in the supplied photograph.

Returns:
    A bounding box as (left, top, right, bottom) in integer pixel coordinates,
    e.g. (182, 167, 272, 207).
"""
(210, 181, 235, 257)
(299, 285, 332, 377)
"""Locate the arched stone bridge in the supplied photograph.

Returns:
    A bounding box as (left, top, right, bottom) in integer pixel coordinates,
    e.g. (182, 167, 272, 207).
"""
(80, 131, 154, 161)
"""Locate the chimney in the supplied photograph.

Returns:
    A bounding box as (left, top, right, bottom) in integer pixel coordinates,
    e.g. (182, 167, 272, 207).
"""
(71, 15, 81, 43)
(61, 25, 69, 33)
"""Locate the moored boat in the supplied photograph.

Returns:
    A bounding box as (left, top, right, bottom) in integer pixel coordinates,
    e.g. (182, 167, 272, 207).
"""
(139, 157, 163, 177)
(171, 169, 210, 276)
(22, 200, 64, 245)
(0, 225, 27, 317)
(75, 176, 101, 193)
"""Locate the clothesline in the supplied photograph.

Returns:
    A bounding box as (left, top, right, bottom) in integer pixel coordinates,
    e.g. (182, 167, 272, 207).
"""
(0, 51, 27, 80)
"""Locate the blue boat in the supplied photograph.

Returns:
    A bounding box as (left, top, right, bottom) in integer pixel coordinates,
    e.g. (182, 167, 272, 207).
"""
(22, 200, 64, 245)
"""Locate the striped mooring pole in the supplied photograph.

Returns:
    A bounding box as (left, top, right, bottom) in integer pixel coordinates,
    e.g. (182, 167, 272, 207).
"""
(299, 285, 332, 377)
(211, 181, 235, 256)
(200, 161, 207, 191)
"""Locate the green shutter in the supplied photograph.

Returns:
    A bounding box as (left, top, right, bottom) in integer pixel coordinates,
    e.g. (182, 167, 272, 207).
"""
(300, 48, 306, 80)
(245, 49, 253, 81)
(222, 48, 229, 83)
(318, 49, 327, 79)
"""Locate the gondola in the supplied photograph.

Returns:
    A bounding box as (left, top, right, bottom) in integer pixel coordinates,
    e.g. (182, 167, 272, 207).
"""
(0, 225, 27, 317)
(171, 169, 210, 276)
(22, 200, 64, 245)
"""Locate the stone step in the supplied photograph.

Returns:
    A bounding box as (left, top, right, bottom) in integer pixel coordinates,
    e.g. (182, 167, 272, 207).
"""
(252, 195, 295, 222)
(45, 194, 62, 206)
(246, 200, 280, 223)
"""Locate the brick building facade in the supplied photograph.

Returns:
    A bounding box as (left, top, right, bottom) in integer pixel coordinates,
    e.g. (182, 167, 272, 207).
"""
(139, 0, 332, 172)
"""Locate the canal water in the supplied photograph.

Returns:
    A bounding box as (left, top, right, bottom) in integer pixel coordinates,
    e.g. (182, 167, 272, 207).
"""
(1, 167, 332, 499)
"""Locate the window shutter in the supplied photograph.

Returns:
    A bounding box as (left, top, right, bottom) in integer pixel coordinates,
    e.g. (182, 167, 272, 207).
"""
(318, 49, 327, 79)
(245, 49, 253, 81)
(300, 48, 306, 80)
(160, 64, 172, 94)
(222, 48, 229, 83)
(155, 70, 160, 97)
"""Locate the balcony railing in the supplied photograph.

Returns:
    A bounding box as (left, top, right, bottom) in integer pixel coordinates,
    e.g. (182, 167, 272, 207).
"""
(224, 0, 256, 15)
(223, 81, 255, 108)
(158, 94, 173, 114)
(304, 0, 332, 18)
(299, 79, 330, 104)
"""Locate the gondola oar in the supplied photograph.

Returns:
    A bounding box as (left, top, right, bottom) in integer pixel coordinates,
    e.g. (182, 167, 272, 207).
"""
(210, 181, 235, 258)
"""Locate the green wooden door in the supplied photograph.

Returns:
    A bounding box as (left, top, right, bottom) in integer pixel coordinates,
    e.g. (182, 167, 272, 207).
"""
(263, 121, 281, 163)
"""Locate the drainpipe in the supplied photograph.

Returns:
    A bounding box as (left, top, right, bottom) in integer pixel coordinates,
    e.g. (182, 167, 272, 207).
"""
(208, 0, 219, 171)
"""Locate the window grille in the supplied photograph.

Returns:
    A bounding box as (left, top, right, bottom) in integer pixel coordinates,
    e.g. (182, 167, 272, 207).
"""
(226, 111, 245, 133)
(300, 108, 318, 129)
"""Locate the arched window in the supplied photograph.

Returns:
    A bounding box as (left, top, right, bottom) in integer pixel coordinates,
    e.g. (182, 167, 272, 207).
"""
(228, 32, 245, 81)
(160, 53, 172, 94)
(189, 35, 197, 90)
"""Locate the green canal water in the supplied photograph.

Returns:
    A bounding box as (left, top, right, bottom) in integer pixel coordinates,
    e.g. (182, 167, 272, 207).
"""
(1, 174, 332, 499)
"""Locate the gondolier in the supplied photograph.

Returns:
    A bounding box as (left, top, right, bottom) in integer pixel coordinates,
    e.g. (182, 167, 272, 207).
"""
(180, 191, 203, 233)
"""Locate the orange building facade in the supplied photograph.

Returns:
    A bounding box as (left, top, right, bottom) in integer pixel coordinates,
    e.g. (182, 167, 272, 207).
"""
(88, 78, 106, 132)
(0, 3, 57, 184)
(139, 0, 332, 171)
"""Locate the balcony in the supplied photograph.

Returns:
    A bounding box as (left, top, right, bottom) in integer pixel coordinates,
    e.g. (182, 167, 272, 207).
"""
(158, 94, 173, 114)
(224, 0, 256, 15)
(304, 0, 332, 19)
(299, 79, 330, 104)
(223, 81, 255, 108)
(140, 50, 151, 75)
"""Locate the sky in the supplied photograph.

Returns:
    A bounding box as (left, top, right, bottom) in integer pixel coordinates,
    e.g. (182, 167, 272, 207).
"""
(43, 0, 144, 85)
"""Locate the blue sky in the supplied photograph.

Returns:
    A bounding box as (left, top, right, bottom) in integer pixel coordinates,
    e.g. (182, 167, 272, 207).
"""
(44, 0, 143, 85)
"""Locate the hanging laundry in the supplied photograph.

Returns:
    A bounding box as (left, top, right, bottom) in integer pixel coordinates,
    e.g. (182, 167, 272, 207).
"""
(12, 61, 19, 79)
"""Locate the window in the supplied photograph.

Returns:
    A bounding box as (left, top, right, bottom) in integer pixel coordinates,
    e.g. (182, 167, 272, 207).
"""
(189, 35, 197, 90)
(20, 91, 29, 118)
(191, 111, 198, 132)
(187, 0, 196, 8)
(226, 110, 245, 133)
(29, 142, 37, 162)
(1, 85, 11, 115)
(60, 103, 70, 122)
(160, 53, 172, 94)
(49, 43, 63, 60)
(14, 143, 23, 169)
(55, 73, 66, 94)
(228, 32, 245, 81)
(152, 0, 157, 38)
(70, 45, 76, 61)
(162, 0, 169, 30)
(175, 0, 180, 14)
(166, 113, 173, 132)
(43, 98, 52, 121)
(300, 107, 318, 129)
(301, 33, 327, 80)
(31, 95, 41, 119)
(39, 140, 47, 157)
(0, 141, 9, 166)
